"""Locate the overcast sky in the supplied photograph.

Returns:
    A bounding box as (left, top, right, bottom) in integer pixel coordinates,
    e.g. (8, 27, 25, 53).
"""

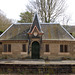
(0, 0, 75, 25)
(0, 0, 29, 20)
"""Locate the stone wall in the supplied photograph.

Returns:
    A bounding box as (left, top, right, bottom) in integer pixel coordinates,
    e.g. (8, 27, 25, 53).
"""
(0, 40, 75, 60)
(41, 40, 75, 60)
(0, 64, 74, 74)
(0, 40, 28, 59)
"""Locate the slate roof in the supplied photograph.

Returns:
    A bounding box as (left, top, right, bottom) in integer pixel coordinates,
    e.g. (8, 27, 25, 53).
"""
(64, 25, 75, 33)
(0, 23, 74, 40)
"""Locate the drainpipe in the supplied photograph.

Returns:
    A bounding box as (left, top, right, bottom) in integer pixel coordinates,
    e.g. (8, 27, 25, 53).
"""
(27, 32, 29, 55)
(28, 39, 30, 55)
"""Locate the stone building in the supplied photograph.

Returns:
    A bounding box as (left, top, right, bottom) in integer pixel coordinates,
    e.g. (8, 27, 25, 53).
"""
(0, 14, 75, 60)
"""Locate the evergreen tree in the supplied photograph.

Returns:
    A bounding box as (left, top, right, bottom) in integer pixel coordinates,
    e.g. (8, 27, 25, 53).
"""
(18, 11, 33, 23)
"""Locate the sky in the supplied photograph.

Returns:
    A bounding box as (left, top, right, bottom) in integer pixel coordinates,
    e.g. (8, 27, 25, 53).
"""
(0, 0, 75, 25)
(0, 0, 29, 20)
(66, 0, 75, 25)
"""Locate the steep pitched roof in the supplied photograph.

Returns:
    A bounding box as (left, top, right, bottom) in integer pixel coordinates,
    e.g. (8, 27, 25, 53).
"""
(0, 23, 31, 40)
(41, 23, 74, 40)
(64, 25, 75, 33)
(28, 13, 43, 34)
(0, 23, 74, 40)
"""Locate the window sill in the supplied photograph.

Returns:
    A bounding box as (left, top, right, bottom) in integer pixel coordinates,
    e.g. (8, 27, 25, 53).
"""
(58, 52, 70, 55)
(21, 52, 27, 54)
(2, 52, 12, 54)
(44, 52, 50, 55)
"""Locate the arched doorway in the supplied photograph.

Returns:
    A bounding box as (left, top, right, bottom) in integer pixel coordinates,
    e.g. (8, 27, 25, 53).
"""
(31, 41, 40, 59)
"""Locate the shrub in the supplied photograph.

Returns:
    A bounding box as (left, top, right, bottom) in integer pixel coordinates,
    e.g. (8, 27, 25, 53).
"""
(0, 30, 3, 35)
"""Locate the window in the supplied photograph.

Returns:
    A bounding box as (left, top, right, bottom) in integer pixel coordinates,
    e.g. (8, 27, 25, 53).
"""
(60, 45, 68, 52)
(60, 45, 63, 52)
(8, 44, 11, 52)
(4, 44, 11, 52)
(65, 45, 68, 52)
(4, 44, 7, 52)
(45, 44, 49, 52)
(22, 44, 26, 52)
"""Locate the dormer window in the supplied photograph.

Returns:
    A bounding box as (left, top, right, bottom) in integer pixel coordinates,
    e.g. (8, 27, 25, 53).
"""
(28, 13, 44, 35)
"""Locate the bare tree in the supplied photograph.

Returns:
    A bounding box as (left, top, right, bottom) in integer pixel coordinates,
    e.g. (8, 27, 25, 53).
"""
(0, 10, 12, 31)
(26, 0, 66, 23)
(56, 14, 71, 25)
